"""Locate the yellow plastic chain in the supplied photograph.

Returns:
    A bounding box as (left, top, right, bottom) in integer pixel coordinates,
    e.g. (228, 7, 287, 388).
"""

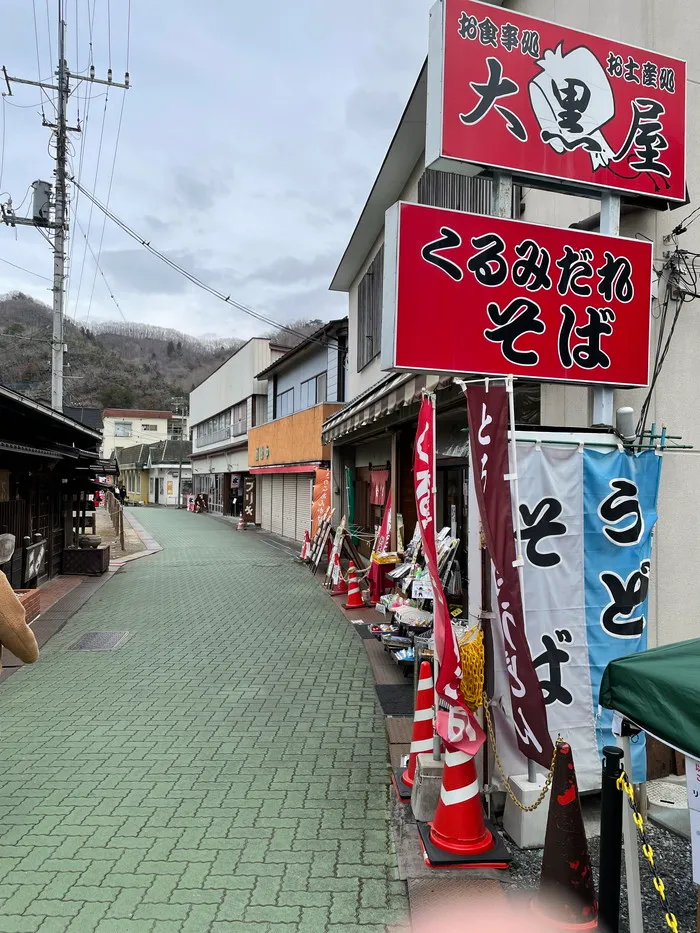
(616, 771, 679, 933)
(458, 625, 485, 711)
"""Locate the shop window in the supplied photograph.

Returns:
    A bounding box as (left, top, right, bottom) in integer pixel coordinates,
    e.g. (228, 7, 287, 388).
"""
(232, 401, 247, 436)
(299, 372, 327, 410)
(276, 388, 294, 418)
(357, 245, 384, 370)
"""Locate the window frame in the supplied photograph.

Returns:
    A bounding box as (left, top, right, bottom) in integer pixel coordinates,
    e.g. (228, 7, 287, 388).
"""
(276, 388, 294, 418)
(357, 245, 384, 371)
(114, 421, 133, 437)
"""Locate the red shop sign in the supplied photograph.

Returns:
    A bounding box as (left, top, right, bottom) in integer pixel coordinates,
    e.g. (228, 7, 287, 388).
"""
(426, 0, 686, 203)
(381, 201, 652, 386)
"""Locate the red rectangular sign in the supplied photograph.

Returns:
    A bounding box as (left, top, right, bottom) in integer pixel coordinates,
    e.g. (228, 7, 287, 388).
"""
(427, 0, 686, 203)
(381, 201, 652, 386)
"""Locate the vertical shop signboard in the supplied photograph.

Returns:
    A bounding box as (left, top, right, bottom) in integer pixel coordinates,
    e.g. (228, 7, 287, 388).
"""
(427, 0, 686, 202)
(243, 476, 256, 523)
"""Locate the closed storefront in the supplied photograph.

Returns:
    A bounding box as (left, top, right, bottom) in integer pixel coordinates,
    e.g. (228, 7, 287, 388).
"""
(255, 471, 314, 543)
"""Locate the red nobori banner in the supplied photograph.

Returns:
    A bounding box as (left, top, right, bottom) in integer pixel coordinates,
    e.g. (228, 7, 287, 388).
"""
(382, 201, 652, 386)
(465, 383, 554, 769)
(427, 0, 686, 203)
(414, 396, 485, 756)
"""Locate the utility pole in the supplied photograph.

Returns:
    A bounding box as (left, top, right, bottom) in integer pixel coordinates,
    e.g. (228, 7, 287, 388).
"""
(1, 0, 129, 411)
(52, 11, 68, 411)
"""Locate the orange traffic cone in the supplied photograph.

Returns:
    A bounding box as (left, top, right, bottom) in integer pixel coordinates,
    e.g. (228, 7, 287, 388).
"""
(299, 529, 310, 561)
(392, 661, 434, 802)
(534, 743, 597, 929)
(344, 562, 366, 610)
(417, 747, 511, 869)
(237, 512, 246, 531)
(331, 553, 348, 596)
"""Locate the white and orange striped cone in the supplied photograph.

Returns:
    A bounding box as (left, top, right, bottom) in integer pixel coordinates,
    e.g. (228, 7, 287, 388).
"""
(417, 747, 511, 869)
(237, 512, 246, 531)
(298, 529, 311, 561)
(331, 552, 348, 597)
(392, 661, 434, 802)
(344, 562, 366, 610)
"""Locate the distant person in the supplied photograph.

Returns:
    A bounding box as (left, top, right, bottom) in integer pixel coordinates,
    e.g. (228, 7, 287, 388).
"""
(119, 484, 127, 504)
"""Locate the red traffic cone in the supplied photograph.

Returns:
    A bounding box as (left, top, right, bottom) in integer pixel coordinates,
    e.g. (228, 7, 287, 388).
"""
(534, 743, 597, 930)
(331, 553, 348, 596)
(344, 562, 366, 610)
(417, 747, 511, 869)
(237, 512, 246, 531)
(392, 662, 434, 802)
(299, 529, 310, 561)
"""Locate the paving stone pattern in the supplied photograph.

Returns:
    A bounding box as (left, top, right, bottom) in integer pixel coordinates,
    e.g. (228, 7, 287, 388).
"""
(0, 510, 407, 932)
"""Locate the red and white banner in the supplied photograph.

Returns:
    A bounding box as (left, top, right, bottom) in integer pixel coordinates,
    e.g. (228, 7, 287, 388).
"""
(374, 489, 392, 555)
(465, 383, 553, 768)
(382, 201, 652, 385)
(415, 396, 485, 755)
(427, 0, 686, 203)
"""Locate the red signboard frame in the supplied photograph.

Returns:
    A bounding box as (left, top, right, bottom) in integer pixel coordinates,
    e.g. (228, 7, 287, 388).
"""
(381, 201, 653, 386)
(426, 0, 686, 203)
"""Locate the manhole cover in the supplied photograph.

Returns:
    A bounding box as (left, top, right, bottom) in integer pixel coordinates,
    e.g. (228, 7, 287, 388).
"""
(647, 780, 687, 809)
(69, 631, 131, 651)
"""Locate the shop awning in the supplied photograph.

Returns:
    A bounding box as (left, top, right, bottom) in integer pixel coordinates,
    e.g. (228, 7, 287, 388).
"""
(599, 637, 700, 760)
(322, 371, 446, 444)
(250, 462, 322, 475)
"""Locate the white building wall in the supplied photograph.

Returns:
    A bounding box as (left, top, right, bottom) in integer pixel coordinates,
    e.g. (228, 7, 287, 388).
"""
(102, 415, 170, 460)
(189, 338, 275, 429)
(348, 156, 425, 399)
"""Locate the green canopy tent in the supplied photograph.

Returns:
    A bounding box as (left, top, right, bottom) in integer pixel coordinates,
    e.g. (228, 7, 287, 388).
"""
(599, 636, 700, 761)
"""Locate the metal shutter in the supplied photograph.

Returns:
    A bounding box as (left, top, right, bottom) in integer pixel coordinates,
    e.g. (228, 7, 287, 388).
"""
(255, 476, 262, 525)
(261, 476, 272, 531)
(282, 474, 297, 539)
(271, 475, 284, 536)
(295, 475, 312, 542)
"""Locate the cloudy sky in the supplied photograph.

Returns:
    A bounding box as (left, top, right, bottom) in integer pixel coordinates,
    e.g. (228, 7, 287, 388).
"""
(0, 1, 432, 340)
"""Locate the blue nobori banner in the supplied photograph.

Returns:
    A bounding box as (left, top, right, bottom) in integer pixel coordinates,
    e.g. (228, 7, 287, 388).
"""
(489, 441, 661, 789)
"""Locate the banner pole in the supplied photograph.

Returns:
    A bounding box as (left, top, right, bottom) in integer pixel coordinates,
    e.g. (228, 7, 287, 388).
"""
(505, 375, 537, 783)
(430, 391, 441, 761)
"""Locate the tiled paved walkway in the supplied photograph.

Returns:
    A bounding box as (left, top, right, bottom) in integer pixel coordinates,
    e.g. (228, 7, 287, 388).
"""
(0, 509, 406, 932)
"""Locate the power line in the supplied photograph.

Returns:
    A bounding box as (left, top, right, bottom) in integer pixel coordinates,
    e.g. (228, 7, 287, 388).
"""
(44, 0, 54, 78)
(85, 92, 126, 325)
(0, 98, 6, 194)
(72, 213, 126, 321)
(69, 177, 341, 350)
(0, 255, 52, 280)
(31, 0, 47, 120)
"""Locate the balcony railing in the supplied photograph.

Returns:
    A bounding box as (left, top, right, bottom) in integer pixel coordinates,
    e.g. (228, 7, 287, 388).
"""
(195, 425, 232, 448)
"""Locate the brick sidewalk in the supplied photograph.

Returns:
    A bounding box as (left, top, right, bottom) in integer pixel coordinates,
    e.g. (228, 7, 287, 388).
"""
(0, 509, 407, 932)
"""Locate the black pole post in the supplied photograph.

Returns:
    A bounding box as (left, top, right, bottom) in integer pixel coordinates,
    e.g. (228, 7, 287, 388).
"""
(599, 745, 624, 933)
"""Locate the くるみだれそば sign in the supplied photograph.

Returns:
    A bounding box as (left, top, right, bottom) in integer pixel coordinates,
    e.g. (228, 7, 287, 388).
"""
(381, 201, 652, 386)
(427, 0, 686, 202)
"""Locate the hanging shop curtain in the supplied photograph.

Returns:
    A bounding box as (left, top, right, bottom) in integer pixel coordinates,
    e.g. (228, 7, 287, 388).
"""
(369, 469, 389, 506)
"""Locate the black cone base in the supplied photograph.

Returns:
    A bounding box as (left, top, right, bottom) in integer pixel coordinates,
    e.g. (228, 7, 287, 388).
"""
(391, 768, 413, 802)
(417, 820, 511, 869)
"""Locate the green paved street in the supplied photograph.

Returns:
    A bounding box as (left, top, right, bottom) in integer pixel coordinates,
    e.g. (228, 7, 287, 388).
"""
(0, 509, 406, 933)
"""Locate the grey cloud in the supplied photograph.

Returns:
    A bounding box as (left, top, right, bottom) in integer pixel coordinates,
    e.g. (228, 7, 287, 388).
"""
(243, 252, 339, 287)
(174, 172, 221, 212)
(345, 87, 405, 137)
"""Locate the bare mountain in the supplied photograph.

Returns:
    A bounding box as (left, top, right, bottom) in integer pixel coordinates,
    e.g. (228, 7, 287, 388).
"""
(0, 292, 242, 409)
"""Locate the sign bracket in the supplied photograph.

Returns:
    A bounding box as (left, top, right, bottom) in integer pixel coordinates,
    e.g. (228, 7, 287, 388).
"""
(592, 191, 621, 427)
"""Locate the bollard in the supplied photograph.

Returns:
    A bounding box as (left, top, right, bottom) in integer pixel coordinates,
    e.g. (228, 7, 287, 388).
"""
(599, 745, 624, 933)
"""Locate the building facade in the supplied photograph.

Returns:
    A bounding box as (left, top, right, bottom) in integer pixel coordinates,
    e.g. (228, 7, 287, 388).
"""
(324, 0, 699, 647)
(188, 338, 287, 515)
(101, 409, 173, 461)
(117, 440, 192, 506)
(247, 320, 347, 542)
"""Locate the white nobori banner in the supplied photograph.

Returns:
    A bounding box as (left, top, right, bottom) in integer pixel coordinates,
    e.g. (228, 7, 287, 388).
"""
(489, 441, 661, 791)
